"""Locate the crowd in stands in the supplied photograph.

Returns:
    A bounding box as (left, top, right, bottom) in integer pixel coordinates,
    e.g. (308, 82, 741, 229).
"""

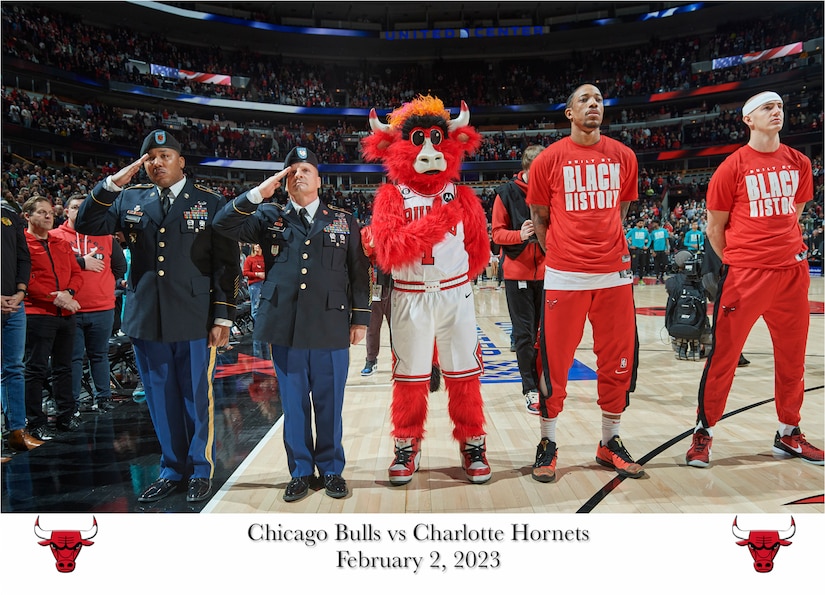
(4, 151, 822, 242)
(2, 2, 823, 263)
(3, 3, 822, 111)
(4, 83, 822, 168)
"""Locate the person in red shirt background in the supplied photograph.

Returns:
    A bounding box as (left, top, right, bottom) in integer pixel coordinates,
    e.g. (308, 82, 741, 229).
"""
(491, 144, 546, 415)
(22, 195, 83, 441)
(242, 243, 265, 320)
(52, 194, 126, 413)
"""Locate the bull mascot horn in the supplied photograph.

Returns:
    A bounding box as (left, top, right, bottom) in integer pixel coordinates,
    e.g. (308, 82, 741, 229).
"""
(34, 515, 98, 540)
(368, 100, 470, 134)
(732, 515, 796, 541)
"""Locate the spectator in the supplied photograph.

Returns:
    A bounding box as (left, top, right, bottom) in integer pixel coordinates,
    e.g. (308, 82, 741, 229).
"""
(1, 199, 43, 453)
(491, 144, 546, 414)
(22, 195, 83, 441)
(51, 194, 126, 413)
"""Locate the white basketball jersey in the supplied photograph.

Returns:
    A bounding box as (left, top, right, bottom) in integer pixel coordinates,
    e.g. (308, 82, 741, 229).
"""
(391, 182, 469, 281)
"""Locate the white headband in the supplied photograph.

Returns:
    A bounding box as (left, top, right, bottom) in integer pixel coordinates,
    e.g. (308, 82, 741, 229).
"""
(742, 91, 782, 116)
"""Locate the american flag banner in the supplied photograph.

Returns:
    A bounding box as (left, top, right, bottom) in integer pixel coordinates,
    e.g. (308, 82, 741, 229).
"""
(711, 42, 803, 71)
(150, 64, 180, 79)
(741, 42, 803, 63)
(179, 70, 232, 86)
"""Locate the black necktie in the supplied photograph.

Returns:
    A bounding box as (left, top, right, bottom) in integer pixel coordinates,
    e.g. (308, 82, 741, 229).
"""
(160, 187, 172, 215)
(299, 207, 311, 231)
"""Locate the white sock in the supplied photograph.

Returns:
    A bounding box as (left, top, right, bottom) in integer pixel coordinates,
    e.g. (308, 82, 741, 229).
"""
(540, 417, 557, 443)
(778, 423, 797, 437)
(695, 422, 713, 437)
(602, 415, 621, 445)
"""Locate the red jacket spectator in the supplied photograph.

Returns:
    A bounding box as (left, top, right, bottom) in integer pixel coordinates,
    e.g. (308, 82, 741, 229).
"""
(24, 229, 83, 316)
(51, 219, 118, 312)
(491, 172, 544, 281)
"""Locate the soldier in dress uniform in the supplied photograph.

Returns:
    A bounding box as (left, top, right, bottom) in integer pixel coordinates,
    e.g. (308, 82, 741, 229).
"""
(76, 129, 240, 504)
(213, 147, 371, 502)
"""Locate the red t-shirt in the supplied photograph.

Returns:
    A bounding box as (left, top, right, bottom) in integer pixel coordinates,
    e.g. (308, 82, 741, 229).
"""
(526, 135, 638, 274)
(707, 144, 811, 268)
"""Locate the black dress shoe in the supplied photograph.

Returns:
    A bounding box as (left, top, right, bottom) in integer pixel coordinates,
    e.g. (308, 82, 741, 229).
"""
(137, 478, 180, 503)
(56, 416, 81, 432)
(29, 426, 56, 441)
(283, 475, 314, 502)
(186, 478, 212, 502)
(323, 474, 348, 499)
(92, 399, 118, 412)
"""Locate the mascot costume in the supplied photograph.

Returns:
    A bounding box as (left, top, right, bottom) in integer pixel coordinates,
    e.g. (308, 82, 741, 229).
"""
(361, 95, 491, 484)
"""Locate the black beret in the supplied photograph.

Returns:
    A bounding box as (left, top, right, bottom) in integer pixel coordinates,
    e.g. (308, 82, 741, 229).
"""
(140, 129, 182, 155)
(284, 146, 318, 168)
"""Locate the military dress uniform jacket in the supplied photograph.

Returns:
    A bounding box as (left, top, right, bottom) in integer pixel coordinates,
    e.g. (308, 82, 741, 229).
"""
(213, 193, 371, 350)
(76, 179, 240, 343)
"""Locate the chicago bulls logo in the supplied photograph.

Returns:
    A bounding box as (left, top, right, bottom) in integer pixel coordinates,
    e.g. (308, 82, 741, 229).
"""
(34, 515, 98, 573)
(732, 515, 795, 573)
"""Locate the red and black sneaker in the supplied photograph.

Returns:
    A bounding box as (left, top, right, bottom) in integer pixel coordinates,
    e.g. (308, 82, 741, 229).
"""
(773, 427, 824, 465)
(531, 438, 558, 483)
(686, 429, 713, 468)
(595, 435, 644, 478)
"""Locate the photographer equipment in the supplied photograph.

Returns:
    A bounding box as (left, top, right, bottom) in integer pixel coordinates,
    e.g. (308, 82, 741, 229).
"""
(665, 251, 711, 360)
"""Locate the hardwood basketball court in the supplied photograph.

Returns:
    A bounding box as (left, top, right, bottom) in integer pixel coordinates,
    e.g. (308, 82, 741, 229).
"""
(203, 277, 824, 514)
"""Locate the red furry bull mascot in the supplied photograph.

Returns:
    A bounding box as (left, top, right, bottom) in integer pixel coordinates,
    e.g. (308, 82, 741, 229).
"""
(361, 95, 491, 484)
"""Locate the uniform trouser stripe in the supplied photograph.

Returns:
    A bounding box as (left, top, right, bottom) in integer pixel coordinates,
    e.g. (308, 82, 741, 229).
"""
(132, 337, 215, 481)
(203, 346, 217, 478)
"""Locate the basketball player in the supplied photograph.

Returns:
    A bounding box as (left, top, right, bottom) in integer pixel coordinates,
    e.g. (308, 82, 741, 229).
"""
(526, 83, 644, 483)
(686, 90, 823, 467)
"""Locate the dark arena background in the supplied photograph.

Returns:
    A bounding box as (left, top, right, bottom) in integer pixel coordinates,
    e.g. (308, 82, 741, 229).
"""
(1, 1, 822, 521)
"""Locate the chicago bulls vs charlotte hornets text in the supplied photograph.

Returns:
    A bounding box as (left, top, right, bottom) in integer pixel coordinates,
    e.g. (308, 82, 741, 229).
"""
(248, 522, 590, 573)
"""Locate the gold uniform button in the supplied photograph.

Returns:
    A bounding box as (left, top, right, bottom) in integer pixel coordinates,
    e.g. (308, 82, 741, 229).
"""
(159, 227, 166, 234)
(301, 268, 307, 274)
(302, 253, 308, 260)
(300, 283, 307, 290)
(304, 239, 311, 246)
(158, 270, 165, 277)
(158, 241, 165, 248)
(158, 256, 165, 262)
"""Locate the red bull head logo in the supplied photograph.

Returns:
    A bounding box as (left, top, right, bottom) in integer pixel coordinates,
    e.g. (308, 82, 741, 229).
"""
(34, 515, 98, 573)
(732, 515, 795, 573)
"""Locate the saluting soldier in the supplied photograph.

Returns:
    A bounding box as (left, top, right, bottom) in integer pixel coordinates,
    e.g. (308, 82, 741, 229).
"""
(213, 147, 371, 503)
(76, 129, 240, 504)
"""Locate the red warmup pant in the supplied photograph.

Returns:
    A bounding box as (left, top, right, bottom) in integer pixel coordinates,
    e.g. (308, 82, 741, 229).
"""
(538, 284, 637, 418)
(697, 263, 810, 428)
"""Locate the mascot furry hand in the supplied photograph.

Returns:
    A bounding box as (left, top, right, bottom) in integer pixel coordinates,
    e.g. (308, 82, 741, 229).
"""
(361, 94, 491, 485)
